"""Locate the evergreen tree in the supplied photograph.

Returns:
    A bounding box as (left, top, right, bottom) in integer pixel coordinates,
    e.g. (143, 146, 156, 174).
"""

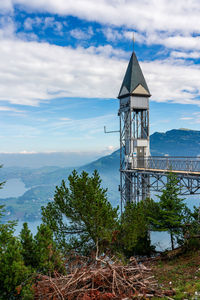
(42, 170, 119, 254)
(0, 215, 32, 299)
(34, 224, 65, 274)
(118, 199, 157, 256)
(20, 222, 36, 268)
(151, 172, 190, 250)
(0, 168, 33, 299)
(20, 222, 65, 275)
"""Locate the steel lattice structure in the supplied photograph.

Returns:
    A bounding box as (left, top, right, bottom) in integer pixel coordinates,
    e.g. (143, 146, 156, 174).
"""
(118, 50, 200, 208)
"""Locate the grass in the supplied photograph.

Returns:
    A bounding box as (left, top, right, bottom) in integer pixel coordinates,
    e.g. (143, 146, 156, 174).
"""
(150, 249, 200, 299)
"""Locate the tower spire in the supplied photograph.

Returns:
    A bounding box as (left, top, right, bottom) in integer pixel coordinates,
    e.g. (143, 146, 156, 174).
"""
(118, 51, 150, 99)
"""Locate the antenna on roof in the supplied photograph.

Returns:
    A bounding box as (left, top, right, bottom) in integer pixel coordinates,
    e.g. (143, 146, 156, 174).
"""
(133, 32, 135, 52)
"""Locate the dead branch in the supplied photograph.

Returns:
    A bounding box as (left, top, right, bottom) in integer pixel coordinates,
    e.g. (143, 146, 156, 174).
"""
(33, 253, 174, 299)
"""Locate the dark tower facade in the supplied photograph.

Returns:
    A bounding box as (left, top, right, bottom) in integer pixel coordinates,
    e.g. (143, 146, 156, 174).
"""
(118, 51, 151, 205)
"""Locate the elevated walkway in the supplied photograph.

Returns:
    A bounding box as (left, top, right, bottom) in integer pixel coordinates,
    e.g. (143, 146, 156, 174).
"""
(131, 156, 200, 176)
(120, 156, 200, 196)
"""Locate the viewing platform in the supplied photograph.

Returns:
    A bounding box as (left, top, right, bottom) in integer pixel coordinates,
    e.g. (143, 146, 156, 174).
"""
(130, 156, 200, 176)
(120, 156, 200, 196)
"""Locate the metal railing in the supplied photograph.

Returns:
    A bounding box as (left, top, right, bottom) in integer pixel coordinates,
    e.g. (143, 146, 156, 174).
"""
(131, 156, 200, 173)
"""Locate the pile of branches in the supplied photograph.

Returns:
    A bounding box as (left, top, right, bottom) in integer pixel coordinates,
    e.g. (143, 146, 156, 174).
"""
(33, 253, 172, 299)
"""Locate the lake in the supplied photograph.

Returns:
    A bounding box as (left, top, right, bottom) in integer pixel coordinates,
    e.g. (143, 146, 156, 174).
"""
(0, 178, 28, 198)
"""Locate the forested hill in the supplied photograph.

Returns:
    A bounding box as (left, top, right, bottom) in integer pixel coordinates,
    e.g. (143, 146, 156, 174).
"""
(150, 128, 200, 156)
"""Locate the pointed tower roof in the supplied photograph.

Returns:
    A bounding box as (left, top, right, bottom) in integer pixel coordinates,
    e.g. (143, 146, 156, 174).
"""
(118, 51, 150, 99)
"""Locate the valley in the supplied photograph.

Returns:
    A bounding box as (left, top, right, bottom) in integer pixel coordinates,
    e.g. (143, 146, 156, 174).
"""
(1, 128, 200, 222)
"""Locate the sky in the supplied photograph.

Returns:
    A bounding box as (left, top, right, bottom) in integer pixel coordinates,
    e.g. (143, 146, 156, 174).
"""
(1, 0, 200, 159)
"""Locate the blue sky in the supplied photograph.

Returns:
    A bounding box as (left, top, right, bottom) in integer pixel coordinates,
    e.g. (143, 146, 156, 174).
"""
(0, 1, 200, 157)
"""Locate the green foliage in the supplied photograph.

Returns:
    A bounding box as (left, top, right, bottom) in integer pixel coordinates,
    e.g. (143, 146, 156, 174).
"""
(0, 166, 32, 299)
(20, 222, 36, 268)
(0, 220, 65, 299)
(189, 205, 200, 234)
(34, 223, 65, 274)
(118, 199, 157, 256)
(0, 165, 64, 298)
(20, 223, 65, 275)
(151, 172, 191, 250)
(0, 221, 31, 299)
(0, 205, 5, 221)
(42, 170, 119, 254)
(182, 206, 200, 251)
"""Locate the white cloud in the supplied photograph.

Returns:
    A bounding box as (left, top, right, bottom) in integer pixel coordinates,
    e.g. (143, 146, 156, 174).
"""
(162, 36, 200, 50)
(86, 45, 129, 58)
(43, 16, 64, 34)
(70, 27, 93, 40)
(24, 17, 42, 31)
(0, 32, 200, 106)
(179, 112, 200, 123)
(0, 16, 16, 39)
(9, 0, 200, 35)
(0, 11, 200, 107)
(124, 31, 146, 44)
(0, 34, 126, 105)
(70, 29, 88, 40)
(102, 28, 146, 45)
(180, 117, 194, 120)
(7, 0, 200, 52)
(59, 117, 71, 121)
(143, 59, 200, 105)
(0, 106, 24, 113)
(101, 28, 200, 52)
(17, 31, 38, 41)
(23, 16, 64, 35)
(102, 28, 124, 42)
(0, 0, 13, 13)
(171, 51, 200, 59)
(24, 18, 34, 30)
(43, 17, 54, 28)
(107, 145, 115, 151)
(19, 150, 37, 154)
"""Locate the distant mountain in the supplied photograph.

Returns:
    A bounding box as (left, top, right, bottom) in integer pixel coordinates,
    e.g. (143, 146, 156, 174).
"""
(80, 148, 120, 173)
(1, 128, 200, 221)
(150, 129, 200, 156)
(83, 128, 200, 172)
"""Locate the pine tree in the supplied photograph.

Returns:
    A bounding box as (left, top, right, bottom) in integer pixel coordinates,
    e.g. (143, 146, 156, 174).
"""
(20, 222, 36, 268)
(20, 222, 65, 275)
(152, 172, 190, 250)
(0, 216, 31, 298)
(42, 170, 119, 254)
(119, 199, 157, 256)
(34, 224, 65, 274)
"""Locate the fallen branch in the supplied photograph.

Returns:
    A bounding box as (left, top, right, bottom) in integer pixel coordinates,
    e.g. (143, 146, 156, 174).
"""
(33, 252, 174, 299)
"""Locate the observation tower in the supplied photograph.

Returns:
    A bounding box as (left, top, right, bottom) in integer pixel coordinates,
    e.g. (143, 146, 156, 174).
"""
(118, 50, 200, 207)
